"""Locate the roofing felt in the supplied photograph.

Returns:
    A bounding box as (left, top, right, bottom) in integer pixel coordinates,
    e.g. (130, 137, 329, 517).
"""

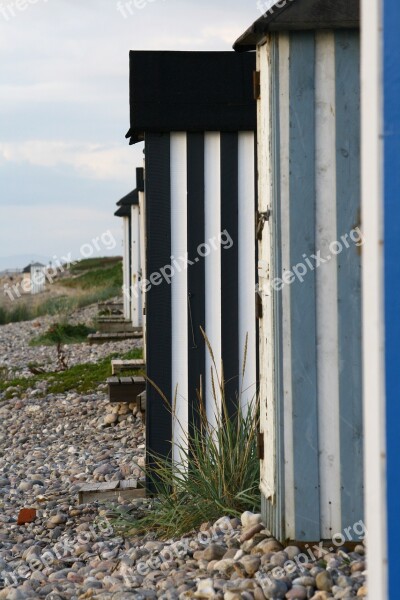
(114, 205, 131, 218)
(234, 0, 359, 52)
(126, 51, 256, 144)
(116, 188, 139, 207)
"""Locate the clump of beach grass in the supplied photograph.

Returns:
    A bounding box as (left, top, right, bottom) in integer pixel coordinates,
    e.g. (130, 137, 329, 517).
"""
(113, 332, 260, 539)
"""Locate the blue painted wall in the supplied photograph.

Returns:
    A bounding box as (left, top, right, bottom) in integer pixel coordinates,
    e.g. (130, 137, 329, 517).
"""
(383, 0, 400, 596)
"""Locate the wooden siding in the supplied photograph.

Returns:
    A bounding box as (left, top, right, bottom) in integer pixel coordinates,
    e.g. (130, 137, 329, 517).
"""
(258, 30, 362, 542)
(145, 131, 257, 466)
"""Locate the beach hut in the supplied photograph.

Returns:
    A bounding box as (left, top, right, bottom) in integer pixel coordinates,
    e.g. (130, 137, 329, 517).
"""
(22, 262, 46, 295)
(234, 0, 362, 542)
(126, 51, 258, 467)
(115, 168, 144, 329)
(114, 201, 132, 322)
(362, 0, 400, 596)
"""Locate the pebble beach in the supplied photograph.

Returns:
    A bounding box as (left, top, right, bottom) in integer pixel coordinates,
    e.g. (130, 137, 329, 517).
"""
(0, 308, 368, 599)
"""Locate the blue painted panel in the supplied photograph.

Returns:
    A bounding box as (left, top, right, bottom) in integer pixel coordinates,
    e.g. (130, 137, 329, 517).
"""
(383, 0, 400, 596)
(288, 31, 320, 541)
(334, 30, 364, 535)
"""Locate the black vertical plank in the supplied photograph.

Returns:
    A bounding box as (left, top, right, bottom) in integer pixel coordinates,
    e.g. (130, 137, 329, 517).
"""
(220, 133, 239, 417)
(187, 133, 206, 433)
(145, 133, 172, 489)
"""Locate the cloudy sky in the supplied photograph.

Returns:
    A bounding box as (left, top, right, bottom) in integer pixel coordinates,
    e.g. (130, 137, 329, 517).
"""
(0, 0, 260, 268)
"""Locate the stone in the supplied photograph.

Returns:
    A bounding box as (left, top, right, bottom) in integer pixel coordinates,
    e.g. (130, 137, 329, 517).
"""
(194, 578, 216, 599)
(203, 544, 226, 561)
(241, 512, 263, 529)
(253, 587, 266, 600)
(239, 555, 261, 577)
(240, 524, 265, 543)
(315, 571, 333, 592)
(285, 586, 307, 599)
(49, 513, 68, 525)
(104, 413, 118, 425)
(262, 579, 288, 599)
(284, 546, 302, 560)
(357, 586, 367, 597)
(252, 539, 284, 554)
(213, 559, 235, 575)
(310, 593, 330, 600)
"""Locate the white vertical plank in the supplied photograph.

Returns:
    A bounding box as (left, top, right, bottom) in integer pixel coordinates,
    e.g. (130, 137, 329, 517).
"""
(279, 32, 295, 538)
(131, 205, 142, 328)
(170, 133, 189, 464)
(139, 163, 147, 361)
(361, 0, 387, 596)
(238, 132, 257, 412)
(204, 132, 222, 428)
(315, 31, 341, 538)
(257, 40, 276, 503)
(123, 216, 131, 321)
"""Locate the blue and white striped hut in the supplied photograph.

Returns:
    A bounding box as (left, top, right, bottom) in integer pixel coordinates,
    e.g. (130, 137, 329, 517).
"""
(235, 0, 363, 542)
(126, 51, 258, 470)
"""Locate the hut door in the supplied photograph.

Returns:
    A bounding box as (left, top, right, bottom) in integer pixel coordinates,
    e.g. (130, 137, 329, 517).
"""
(257, 40, 277, 505)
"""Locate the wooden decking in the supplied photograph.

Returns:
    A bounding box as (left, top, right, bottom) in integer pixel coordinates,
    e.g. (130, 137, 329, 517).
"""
(111, 359, 145, 375)
(78, 479, 146, 503)
(107, 376, 146, 404)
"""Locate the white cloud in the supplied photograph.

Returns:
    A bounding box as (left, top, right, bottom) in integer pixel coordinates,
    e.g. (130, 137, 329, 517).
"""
(0, 141, 139, 182)
(0, 0, 260, 257)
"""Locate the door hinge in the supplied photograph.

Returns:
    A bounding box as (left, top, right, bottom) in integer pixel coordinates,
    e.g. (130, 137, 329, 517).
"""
(253, 70, 261, 100)
(257, 209, 271, 240)
(255, 290, 263, 319)
(257, 431, 264, 460)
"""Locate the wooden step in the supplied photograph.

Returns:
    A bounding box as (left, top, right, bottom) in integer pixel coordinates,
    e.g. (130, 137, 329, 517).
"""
(78, 479, 146, 503)
(97, 301, 124, 316)
(107, 376, 146, 403)
(88, 331, 142, 345)
(97, 320, 139, 334)
(111, 359, 145, 375)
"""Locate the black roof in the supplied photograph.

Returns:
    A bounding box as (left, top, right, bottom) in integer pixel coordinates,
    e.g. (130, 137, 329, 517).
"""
(23, 262, 45, 273)
(116, 189, 139, 207)
(114, 205, 131, 218)
(234, 0, 359, 52)
(126, 51, 256, 144)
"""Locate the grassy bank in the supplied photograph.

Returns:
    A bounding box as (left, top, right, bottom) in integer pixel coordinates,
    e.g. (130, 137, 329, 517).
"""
(0, 257, 123, 325)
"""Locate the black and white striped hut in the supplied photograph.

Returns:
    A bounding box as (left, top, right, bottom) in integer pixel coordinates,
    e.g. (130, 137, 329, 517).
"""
(126, 51, 258, 467)
(115, 168, 144, 329)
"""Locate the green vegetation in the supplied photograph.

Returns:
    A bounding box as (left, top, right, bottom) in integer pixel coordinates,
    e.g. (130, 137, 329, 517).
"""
(70, 256, 121, 274)
(0, 348, 143, 398)
(30, 323, 96, 346)
(63, 260, 122, 292)
(113, 335, 260, 539)
(0, 257, 123, 325)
